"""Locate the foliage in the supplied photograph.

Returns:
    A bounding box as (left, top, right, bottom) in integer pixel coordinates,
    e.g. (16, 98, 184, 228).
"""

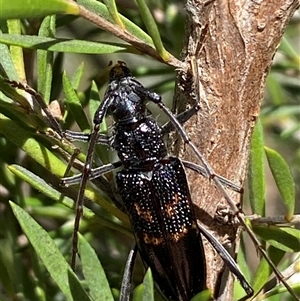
(0, 1, 299, 301)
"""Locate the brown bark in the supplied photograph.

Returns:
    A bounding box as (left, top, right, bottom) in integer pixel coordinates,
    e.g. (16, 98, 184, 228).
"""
(172, 0, 299, 300)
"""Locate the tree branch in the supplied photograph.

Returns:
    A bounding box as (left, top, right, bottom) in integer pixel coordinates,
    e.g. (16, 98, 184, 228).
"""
(172, 0, 299, 299)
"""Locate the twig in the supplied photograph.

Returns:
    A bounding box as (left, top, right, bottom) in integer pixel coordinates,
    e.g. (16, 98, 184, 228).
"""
(77, 3, 185, 69)
(248, 214, 300, 226)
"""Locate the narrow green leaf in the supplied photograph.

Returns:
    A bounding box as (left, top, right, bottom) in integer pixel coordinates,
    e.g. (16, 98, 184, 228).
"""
(190, 290, 213, 301)
(0, 30, 18, 80)
(0, 34, 136, 54)
(7, 19, 26, 81)
(0, 207, 24, 299)
(0, 0, 79, 20)
(0, 114, 66, 177)
(89, 81, 106, 132)
(264, 146, 295, 219)
(8, 160, 129, 235)
(7, 164, 129, 238)
(254, 226, 300, 252)
(63, 72, 90, 132)
(132, 271, 163, 301)
(103, 0, 124, 28)
(9, 202, 91, 301)
(234, 239, 252, 300)
(279, 36, 300, 68)
(78, 0, 153, 46)
(266, 73, 285, 106)
(133, 283, 144, 301)
(268, 245, 285, 267)
(62, 62, 86, 123)
(135, 0, 169, 61)
(252, 246, 293, 300)
(71, 62, 85, 90)
(142, 268, 154, 301)
(261, 283, 300, 300)
(8, 165, 75, 210)
(9, 162, 130, 235)
(251, 255, 271, 295)
(248, 119, 266, 216)
(78, 234, 114, 301)
(37, 16, 56, 103)
(262, 104, 300, 119)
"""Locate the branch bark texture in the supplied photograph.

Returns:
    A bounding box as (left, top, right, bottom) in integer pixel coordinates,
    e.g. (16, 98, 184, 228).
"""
(172, 0, 299, 299)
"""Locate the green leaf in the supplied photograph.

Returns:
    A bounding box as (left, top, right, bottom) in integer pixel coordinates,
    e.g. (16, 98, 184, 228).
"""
(235, 239, 252, 300)
(71, 62, 85, 90)
(10, 201, 91, 301)
(254, 226, 300, 252)
(0, 114, 66, 177)
(103, 0, 124, 28)
(37, 16, 56, 103)
(142, 268, 154, 301)
(190, 290, 213, 301)
(0, 207, 24, 299)
(63, 72, 90, 132)
(0, 34, 137, 54)
(268, 245, 285, 267)
(266, 73, 285, 106)
(132, 270, 158, 301)
(8, 162, 130, 237)
(8, 165, 75, 210)
(248, 119, 266, 216)
(89, 80, 107, 133)
(0, 30, 18, 80)
(0, 0, 79, 19)
(264, 146, 295, 219)
(78, 0, 153, 46)
(251, 254, 271, 295)
(251, 246, 293, 300)
(8, 164, 130, 237)
(262, 283, 300, 300)
(136, 0, 169, 61)
(279, 36, 300, 68)
(133, 283, 143, 301)
(78, 234, 114, 301)
(7, 19, 26, 81)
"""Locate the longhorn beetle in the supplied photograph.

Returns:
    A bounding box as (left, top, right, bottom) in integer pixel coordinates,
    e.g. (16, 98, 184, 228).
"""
(5, 62, 297, 300)
(61, 61, 254, 301)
